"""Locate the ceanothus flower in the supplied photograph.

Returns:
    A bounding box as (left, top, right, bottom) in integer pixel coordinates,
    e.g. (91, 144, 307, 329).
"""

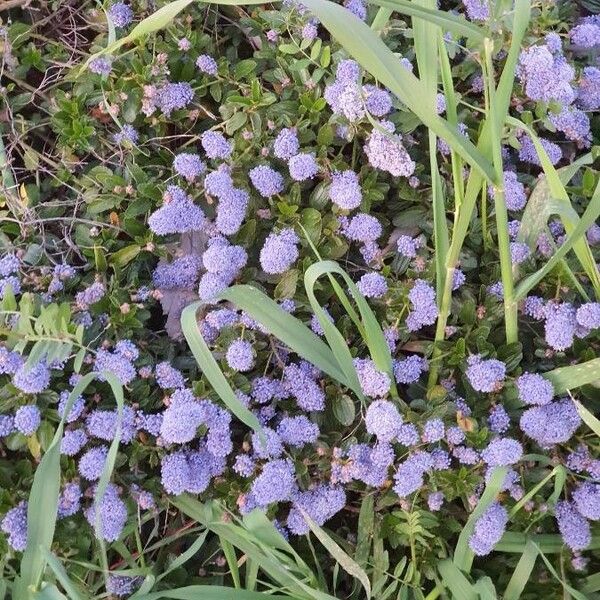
(273, 128, 299, 160)
(78, 446, 108, 481)
(84, 483, 127, 542)
(406, 280, 438, 332)
(249, 459, 297, 507)
(365, 399, 403, 442)
(516, 373, 553, 406)
(226, 339, 255, 372)
(249, 165, 284, 197)
(481, 438, 523, 466)
(173, 153, 206, 182)
(357, 272, 387, 298)
(573, 482, 600, 521)
(488, 405, 510, 434)
(288, 153, 319, 181)
(340, 213, 382, 243)
(13, 361, 50, 394)
(154, 82, 194, 117)
(108, 2, 133, 27)
(555, 501, 591, 551)
(576, 303, 600, 330)
(468, 502, 508, 556)
(520, 399, 581, 447)
(393, 451, 433, 498)
(201, 131, 233, 159)
(364, 121, 415, 177)
(148, 185, 205, 235)
(465, 355, 506, 392)
(216, 188, 248, 235)
(14, 405, 41, 435)
(329, 170, 362, 210)
(286, 485, 346, 535)
(259, 229, 299, 274)
(276, 415, 319, 448)
(1, 501, 28, 551)
(196, 54, 218, 76)
(283, 363, 325, 411)
(354, 358, 391, 398)
(155, 362, 185, 389)
(544, 302, 576, 351)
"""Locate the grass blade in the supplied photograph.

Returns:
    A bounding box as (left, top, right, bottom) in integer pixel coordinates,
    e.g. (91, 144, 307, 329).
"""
(508, 116, 600, 298)
(573, 398, 600, 438)
(300, 510, 371, 599)
(437, 559, 477, 600)
(543, 357, 600, 395)
(298, 0, 495, 181)
(133, 586, 292, 600)
(218, 286, 350, 386)
(503, 540, 538, 600)
(181, 301, 264, 433)
(40, 550, 86, 600)
(535, 545, 587, 600)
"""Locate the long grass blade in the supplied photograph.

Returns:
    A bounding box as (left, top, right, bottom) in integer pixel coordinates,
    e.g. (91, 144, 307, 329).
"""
(300, 510, 371, 599)
(437, 559, 477, 600)
(503, 540, 538, 600)
(543, 357, 600, 394)
(133, 586, 292, 600)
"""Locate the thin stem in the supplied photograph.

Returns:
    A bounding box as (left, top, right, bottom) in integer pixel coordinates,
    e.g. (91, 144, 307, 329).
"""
(484, 39, 518, 344)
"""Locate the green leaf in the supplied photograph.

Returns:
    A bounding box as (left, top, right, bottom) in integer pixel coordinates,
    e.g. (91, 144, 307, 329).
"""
(332, 394, 356, 426)
(503, 540, 538, 600)
(543, 358, 600, 395)
(133, 586, 292, 600)
(110, 244, 141, 268)
(437, 559, 478, 600)
(181, 302, 264, 433)
(298, 0, 494, 181)
(301, 509, 371, 599)
(225, 112, 248, 135)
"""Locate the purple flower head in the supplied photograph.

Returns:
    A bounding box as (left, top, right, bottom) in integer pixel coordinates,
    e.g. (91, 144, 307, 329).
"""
(108, 2, 133, 27)
(481, 437, 523, 466)
(577, 66, 600, 111)
(329, 170, 362, 210)
(301, 23, 318, 40)
(446, 426, 465, 446)
(173, 153, 206, 182)
(283, 363, 325, 411)
(468, 502, 508, 556)
(1, 501, 28, 551)
(357, 272, 387, 298)
(149, 185, 205, 235)
(153, 255, 202, 290)
(204, 168, 234, 198)
(249, 459, 297, 507)
(0, 415, 15, 437)
(61, 429, 88, 456)
(288, 153, 319, 181)
(520, 399, 581, 447)
(216, 187, 248, 235)
(522, 296, 546, 320)
(363, 85, 392, 117)
(466, 355, 506, 393)
(106, 575, 143, 597)
(488, 405, 510, 434)
(544, 302, 576, 351)
(273, 128, 299, 160)
(364, 122, 415, 177)
(155, 82, 194, 117)
(354, 358, 391, 398)
(287, 485, 346, 535)
(78, 446, 108, 481)
(85, 483, 127, 542)
(518, 136, 562, 166)
(463, 0, 489, 21)
(226, 339, 255, 372)
(549, 107, 591, 146)
(57, 482, 81, 518)
(396, 235, 421, 258)
(571, 22, 600, 48)
(428, 491, 444, 511)
(160, 390, 204, 444)
(406, 280, 438, 332)
(249, 165, 284, 197)
(345, 0, 367, 19)
(277, 415, 319, 447)
(196, 54, 218, 76)
(113, 124, 139, 145)
(555, 501, 591, 551)
(0, 276, 21, 298)
(576, 303, 600, 330)
(0, 254, 19, 277)
(259, 229, 299, 274)
(155, 361, 185, 390)
(510, 242, 531, 265)
(94, 348, 136, 385)
(341, 213, 382, 243)
(14, 405, 41, 435)
(365, 399, 403, 442)
(75, 281, 105, 310)
(13, 361, 50, 394)
(233, 454, 255, 477)
(393, 451, 433, 498)
(573, 482, 600, 521)
(336, 59, 361, 82)
(201, 131, 233, 160)
(89, 57, 112, 76)
(422, 419, 445, 443)
(516, 373, 553, 406)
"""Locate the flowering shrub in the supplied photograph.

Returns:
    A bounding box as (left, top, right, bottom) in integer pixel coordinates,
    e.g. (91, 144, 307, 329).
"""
(2, 0, 600, 597)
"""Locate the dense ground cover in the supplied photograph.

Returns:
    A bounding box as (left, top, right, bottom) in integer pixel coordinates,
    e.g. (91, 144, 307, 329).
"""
(2, 0, 600, 597)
